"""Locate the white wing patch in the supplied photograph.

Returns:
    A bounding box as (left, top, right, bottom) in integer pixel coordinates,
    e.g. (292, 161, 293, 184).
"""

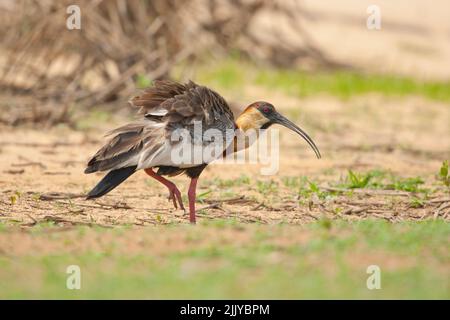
(145, 107, 168, 117)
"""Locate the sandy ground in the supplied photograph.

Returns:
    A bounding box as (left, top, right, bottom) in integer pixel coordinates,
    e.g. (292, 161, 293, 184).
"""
(0, 93, 449, 227)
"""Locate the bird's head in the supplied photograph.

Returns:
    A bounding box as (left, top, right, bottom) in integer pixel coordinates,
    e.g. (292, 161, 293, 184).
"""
(236, 101, 321, 159)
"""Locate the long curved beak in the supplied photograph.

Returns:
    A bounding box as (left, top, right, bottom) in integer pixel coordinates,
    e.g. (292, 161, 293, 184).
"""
(272, 112, 321, 159)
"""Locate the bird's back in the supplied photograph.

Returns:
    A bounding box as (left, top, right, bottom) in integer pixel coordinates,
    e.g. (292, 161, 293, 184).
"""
(85, 80, 236, 175)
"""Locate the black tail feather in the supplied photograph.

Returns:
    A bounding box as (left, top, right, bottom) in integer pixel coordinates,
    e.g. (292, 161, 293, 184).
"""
(86, 166, 137, 199)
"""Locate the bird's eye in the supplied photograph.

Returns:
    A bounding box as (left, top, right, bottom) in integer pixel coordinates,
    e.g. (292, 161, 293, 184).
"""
(263, 107, 270, 113)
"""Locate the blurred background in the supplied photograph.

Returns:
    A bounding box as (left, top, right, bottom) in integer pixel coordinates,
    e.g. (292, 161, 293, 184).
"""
(1, 0, 449, 125)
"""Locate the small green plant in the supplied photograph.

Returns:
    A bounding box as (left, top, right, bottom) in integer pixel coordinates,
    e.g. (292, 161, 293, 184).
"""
(283, 176, 333, 200)
(333, 207, 343, 214)
(409, 197, 425, 208)
(9, 191, 21, 205)
(10, 195, 17, 205)
(256, 180, 278, 195)
(336, 170, 428, 193)
(297, 180, 331, 200)
(347, 170, 373, 188)
(308, 180, 321, 194)
(336, 169, 386, 189)
(387, 177, 425, 193)
(438, 160, 449, 187)
(197, 190, 212, 203)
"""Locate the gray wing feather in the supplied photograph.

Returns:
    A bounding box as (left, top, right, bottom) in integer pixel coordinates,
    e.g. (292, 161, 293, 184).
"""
(85, 122, 145, 173)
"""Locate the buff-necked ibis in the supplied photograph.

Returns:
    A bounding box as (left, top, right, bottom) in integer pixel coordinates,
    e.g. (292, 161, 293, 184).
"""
(85, 80, 320, 224)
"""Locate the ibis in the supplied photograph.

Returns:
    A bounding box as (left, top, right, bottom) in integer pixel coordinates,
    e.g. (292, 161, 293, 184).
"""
(85, 80, 320, 223)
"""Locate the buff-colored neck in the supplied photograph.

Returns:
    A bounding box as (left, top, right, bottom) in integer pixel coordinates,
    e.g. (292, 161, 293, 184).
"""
(235, 108, 269, 132)
(225, 108, 269, 154)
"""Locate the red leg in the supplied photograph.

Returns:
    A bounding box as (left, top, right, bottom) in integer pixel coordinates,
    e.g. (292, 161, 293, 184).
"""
(187, 177, 198, 224)
(144, 168, 185, 211)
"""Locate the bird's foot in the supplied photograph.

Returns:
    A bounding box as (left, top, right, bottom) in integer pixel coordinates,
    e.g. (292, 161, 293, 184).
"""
(167, 187, 185, 211)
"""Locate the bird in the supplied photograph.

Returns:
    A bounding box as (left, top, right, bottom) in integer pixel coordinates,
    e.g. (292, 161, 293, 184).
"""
(84, 80, 321, 224)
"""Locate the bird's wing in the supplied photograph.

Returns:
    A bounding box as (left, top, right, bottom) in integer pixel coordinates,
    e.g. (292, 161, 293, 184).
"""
(130, 79, 234, 127)
(86, 80, 236, 173)
(163, 82, 235, 130)
(135, 81, 236, 169)
(129, 80, 194, 117)
(86, 80, 190, 173)
(84, 120, 165, 173)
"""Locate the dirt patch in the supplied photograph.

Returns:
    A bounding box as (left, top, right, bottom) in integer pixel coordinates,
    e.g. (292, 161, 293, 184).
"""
(0, 95, 449, 227)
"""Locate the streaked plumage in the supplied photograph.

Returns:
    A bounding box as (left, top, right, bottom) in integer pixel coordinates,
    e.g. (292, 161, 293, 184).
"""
(85, 80, 321, 224)
(85, 80, 235, 175)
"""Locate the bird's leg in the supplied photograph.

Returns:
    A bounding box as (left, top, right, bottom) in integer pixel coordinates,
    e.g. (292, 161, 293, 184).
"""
(187, 177, 199, 224)
(144, 168, 185, 211)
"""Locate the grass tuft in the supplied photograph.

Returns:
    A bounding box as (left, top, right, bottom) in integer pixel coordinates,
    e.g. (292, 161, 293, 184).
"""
(337, 169, 428, 193)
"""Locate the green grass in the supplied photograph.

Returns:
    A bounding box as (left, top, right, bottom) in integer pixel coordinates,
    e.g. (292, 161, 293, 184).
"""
(278, 170, 435, 204)
(0, 220, 448, 299)
(335, 169, 429, 193)
(178, 58, 450, 102)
